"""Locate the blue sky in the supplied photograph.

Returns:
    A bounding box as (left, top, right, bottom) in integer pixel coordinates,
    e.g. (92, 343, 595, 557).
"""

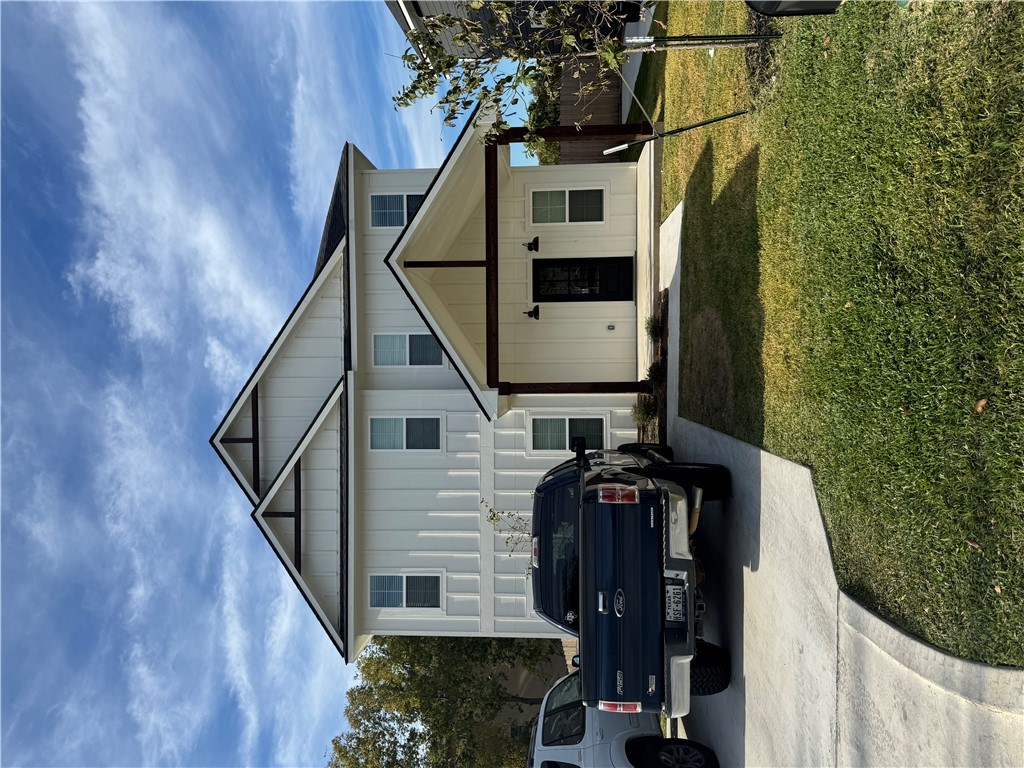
(1, 3, 459, 765)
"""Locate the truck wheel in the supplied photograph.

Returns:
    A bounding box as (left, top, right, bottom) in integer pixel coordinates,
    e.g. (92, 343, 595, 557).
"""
(652, 463, 731, 501)
(617, 442, 675, 461)
(691, 640, 731, 696)
(643, 738, 720, 768)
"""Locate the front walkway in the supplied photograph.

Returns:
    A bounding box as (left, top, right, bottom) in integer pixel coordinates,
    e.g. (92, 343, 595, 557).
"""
(659, 202, 1024, 767)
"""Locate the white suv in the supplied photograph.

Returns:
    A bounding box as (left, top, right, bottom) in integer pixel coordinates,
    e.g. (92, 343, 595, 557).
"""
(528, 671, 719, 768)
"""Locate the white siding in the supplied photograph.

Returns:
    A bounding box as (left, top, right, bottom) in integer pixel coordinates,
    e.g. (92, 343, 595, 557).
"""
(355, 167, 470, 393)
(221, 263, 343, 496)
(261, 401, 343, 631)
(499, 164, 638, 382)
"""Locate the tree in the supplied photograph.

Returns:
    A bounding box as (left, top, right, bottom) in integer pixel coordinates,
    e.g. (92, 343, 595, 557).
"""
(394, 1, 642, 147)
(329, 635, 561, 768)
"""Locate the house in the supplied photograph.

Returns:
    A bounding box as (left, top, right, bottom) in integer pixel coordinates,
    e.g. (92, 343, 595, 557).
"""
(210, 113, 657, 661)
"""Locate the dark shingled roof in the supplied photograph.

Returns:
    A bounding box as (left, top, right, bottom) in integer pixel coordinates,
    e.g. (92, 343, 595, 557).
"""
(314, 145, 349, 279)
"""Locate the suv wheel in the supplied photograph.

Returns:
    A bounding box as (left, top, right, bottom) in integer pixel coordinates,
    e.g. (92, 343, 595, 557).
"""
(642, 738, 720, 768)
(691, 640, 731, 695)
(617, 442, 675, 461)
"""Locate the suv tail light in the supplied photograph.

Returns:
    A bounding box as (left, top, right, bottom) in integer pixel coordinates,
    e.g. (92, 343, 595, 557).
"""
(532, 536, 539, 568)
(597, 484, 639, 504)
(598, 701, 642, 713)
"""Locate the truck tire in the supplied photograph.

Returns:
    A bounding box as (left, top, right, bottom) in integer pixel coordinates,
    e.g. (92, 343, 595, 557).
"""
(647, 463, 731, 501)
(617, 442, 675, 461)
(642, 738, 720, 768)
(690, 640, 731, 696)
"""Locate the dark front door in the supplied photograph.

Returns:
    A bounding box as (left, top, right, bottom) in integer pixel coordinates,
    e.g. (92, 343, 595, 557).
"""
(532, 257, 634, 303)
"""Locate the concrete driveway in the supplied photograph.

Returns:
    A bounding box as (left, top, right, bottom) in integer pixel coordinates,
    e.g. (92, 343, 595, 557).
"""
(659, 203, 1024, 768)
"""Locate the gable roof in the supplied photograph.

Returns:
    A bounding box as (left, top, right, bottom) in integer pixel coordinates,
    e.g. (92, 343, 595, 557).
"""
(382, 106, 499, 419)
(251, 376, 349, 660)
(210, 148, 352, 503)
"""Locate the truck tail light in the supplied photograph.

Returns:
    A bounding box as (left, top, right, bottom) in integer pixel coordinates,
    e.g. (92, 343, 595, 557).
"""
(597, 484, 639, 504)
(532, 536, 539, 568)
(598, 701, 642, 713)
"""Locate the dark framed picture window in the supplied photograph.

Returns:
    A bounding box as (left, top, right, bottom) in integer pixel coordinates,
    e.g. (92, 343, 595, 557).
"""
(532, 257, 634, 303)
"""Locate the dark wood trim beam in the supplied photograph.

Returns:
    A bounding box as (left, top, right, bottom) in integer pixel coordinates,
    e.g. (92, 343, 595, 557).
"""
(251, 384, 260, 498)
(294, 457, 302, 575)
(485, 142, 499, 389)
(498, 381, 652, 395)
(497, 123, 653, 145)
(404, 260, 487, 269)
(220, 437, 252, 444)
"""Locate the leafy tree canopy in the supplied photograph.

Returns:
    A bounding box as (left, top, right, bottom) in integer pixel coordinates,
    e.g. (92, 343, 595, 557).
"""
(394, 1, 643, 145)
(329, 636, 560, 768)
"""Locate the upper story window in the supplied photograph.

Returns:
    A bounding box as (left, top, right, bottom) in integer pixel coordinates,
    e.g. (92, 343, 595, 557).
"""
(370, 416, 442, 451)
(532, 417, 605, 452)
(370, 193, 424, 228)
(531, 188, 604, 225)
(369, 573, 442, 609)
(373, 333, 444, 367)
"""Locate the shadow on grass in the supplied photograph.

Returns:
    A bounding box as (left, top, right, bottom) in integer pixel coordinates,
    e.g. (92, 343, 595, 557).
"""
(678, 138, 765, 447)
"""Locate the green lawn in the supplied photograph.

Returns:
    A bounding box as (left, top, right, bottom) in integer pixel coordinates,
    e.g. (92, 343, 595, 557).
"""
(637, 0, 1024, 666)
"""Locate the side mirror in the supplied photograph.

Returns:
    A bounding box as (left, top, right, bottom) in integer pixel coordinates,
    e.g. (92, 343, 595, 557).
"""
(571, 654, 580, 668)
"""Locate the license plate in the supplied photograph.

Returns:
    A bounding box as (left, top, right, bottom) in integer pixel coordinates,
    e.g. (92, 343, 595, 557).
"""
(665, 584, 684, 623)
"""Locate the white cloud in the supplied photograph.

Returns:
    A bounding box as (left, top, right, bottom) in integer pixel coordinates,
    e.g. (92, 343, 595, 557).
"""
(3, 5, 363, 765)
(64, 3, 290, 364)
(366, 4, 450, 169)
(219, 516, 260, 766)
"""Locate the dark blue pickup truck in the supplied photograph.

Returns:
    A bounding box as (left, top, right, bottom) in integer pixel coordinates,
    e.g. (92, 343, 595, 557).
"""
(531, 441, 731, 719)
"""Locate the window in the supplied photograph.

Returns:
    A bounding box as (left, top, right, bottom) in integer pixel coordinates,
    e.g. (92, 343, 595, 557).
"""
(532, 417, 604, 452)
(541, 672, 585, 746)
(373, 333, 443, 366)
(531, 189, 603, 224)
(370, 416, 441, 450)
(532, 257, 633, 303)
(369, 573, 442, 609)
(370, 193, 424, 227)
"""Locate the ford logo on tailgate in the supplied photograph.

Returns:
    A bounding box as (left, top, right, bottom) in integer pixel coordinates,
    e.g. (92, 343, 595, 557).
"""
(614, 589, 625, 617)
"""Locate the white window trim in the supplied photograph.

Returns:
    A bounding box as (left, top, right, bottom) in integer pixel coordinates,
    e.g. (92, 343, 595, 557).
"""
(368, 413, 445, 452)
(368, 569, 446, 613)
(527, 412, 607, 455)
(371, 332, 445, 368)
(527, 185, 607, 226)
(369, 192, 424, 229)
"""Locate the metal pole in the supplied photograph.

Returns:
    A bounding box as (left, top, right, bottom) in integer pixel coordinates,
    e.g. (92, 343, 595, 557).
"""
(603, 110, 749, 155)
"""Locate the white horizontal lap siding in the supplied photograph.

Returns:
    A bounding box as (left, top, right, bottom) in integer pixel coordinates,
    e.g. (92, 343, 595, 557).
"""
(262, 404, 341, 627)
(355, 169, 467, 392)
(223, 266, 343, 496)
(497, 164, 638, 383)
(356, 389, 485, 634)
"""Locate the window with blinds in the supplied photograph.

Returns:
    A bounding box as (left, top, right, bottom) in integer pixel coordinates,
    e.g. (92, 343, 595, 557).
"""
(530, 188, 604, 224)
(370, 193, 425, 228)
(373, 333, 443, 366)
(369, 574, 441, 609)
(531, 417, 604, 452)
(369, 416, 441, 450)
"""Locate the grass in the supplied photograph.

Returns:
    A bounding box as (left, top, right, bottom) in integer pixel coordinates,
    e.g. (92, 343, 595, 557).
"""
(635, 0, 1024, 667)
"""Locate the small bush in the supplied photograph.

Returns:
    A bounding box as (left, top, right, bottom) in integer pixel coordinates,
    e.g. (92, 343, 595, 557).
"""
(645, 314, 664, 341)
(646, 358, 667, 382)
(632, 395, 658, 428)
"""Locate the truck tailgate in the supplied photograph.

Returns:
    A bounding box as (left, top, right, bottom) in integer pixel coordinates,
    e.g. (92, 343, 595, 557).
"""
(579, 490, 663, 711)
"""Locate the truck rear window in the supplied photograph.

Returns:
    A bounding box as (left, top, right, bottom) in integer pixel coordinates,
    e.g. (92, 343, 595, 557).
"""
(536, 481, 580, 632)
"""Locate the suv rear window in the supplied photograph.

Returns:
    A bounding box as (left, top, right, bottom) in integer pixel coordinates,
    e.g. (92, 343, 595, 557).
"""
(535, 479, 580, 632)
